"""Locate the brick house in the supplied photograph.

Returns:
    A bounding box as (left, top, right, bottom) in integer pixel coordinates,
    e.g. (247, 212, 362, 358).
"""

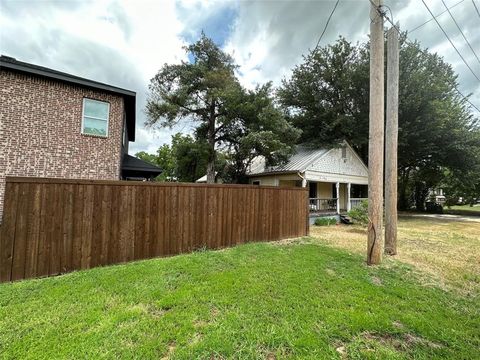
(0, 55, 161, 217)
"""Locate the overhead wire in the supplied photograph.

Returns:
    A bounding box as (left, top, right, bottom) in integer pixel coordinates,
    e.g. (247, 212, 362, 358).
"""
(368, 0, 480, 114)
(314, 0, 340, 52)
(441, 0, 480, 66)
(409, 0, 465, 33)
(420, 0, 480, 82)
(472, 0, 480, 18)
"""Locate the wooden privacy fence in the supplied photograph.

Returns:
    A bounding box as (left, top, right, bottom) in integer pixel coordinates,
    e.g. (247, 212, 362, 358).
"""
(0, 177, 309, 282)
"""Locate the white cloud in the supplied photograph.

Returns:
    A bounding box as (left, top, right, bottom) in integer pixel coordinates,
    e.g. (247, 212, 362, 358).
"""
(0, 0, 188, 154)
(1, 0, 478, 156)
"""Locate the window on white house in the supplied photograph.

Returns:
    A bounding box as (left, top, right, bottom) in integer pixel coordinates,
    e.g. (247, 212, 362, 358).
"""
(341, 146, 347, 159)
(82, 98, 109, 137)
(252, 180, 261, 185)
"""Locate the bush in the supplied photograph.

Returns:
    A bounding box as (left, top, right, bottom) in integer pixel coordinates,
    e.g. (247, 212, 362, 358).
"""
(425, 201, 443, 214)
(314, 217, 337, 226)
(348, 200, 369, 226)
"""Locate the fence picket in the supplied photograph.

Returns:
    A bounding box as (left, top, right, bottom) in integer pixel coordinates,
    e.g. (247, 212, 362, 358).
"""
(0, 177, 308, 282)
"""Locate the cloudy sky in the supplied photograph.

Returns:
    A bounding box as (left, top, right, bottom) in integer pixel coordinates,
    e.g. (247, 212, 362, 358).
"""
(1, 0, 479, 154)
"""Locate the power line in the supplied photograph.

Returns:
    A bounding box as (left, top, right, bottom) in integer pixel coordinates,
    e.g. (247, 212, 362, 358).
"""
(421, 0, 480, 82)
(473, 0, 480, 18)
(409, 0, 464, 33)
(368, 0, 480, 114)
(441, 0, 480, 66)
(314, 0, 340, 51)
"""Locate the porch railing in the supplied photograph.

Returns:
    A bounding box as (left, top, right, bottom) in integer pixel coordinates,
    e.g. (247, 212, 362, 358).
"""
(309, 198, 337, 213)
(350, 198, 367, 210)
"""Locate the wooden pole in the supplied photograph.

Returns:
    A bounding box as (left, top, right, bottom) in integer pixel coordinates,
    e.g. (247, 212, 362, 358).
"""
(367, 0, 384, 265)
(385, 25, 399, 255)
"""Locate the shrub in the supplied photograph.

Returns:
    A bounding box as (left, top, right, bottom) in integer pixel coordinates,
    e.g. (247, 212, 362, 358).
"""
(425, 201, 443, 214)
(348, 200, 369, 226)
(314, 217, 337, 226)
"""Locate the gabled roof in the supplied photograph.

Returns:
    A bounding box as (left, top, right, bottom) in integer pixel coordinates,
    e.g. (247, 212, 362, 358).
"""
(0, 55, 137, 141)
(247, 141, 368, 176)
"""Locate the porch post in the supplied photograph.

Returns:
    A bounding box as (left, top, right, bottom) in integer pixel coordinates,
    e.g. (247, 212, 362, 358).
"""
(302, 177, 307, 188)
(336, 182, 340, 214)
(347, 183, 351, 212)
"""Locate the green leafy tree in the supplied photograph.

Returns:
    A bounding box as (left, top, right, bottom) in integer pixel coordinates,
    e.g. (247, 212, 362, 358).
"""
(278, 37, 369, 158)
(146, 33, 241, 183)
(146, 34, 300, 184)
(171, 133, 210, 182)
(218, 83, 300, 183)
(136, 144, 175, 181)
(136, 133, 211, 182)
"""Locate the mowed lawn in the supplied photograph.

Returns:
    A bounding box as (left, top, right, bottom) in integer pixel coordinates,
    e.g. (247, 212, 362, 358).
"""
(444, 204, 480, 216)
(311, 214, 480, 295)
(1, 217, 479, 359)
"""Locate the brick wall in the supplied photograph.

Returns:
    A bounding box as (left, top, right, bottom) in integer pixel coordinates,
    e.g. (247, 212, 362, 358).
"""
(0, 70, 124, 218)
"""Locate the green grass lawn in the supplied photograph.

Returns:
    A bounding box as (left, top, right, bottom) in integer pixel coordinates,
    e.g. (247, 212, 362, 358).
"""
(444, 204, 480, 216)
(1, 235, 479, 359)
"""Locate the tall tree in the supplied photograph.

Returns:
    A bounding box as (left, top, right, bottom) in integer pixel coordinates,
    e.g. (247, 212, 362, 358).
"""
(136, 133, 211, 183)
(136, 144, 175, 181)
(146, 33, 240, 183)
(146, 34, 299, 184)
(278, 37, 370, 159)
(218, 83, 300, 183)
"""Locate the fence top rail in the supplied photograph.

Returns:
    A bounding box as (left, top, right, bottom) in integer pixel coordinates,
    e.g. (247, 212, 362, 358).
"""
(5, 176, 309, 191)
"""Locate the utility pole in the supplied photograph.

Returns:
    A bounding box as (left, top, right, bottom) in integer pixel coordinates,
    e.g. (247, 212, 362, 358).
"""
(367, 0, 384, 265)
(385, 24, 399, 255)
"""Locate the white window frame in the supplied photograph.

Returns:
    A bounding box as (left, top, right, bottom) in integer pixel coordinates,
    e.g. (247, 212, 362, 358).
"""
(81, 98, 110, 137)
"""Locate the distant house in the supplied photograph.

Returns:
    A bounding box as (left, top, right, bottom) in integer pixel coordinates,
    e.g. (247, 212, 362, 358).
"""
(429, 188, 446, 204)
(0, 55, 161, 216)
(247, 142, 368, 216)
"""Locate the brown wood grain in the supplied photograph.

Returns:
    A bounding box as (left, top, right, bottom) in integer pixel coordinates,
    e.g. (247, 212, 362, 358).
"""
(1, 177, 309, 282)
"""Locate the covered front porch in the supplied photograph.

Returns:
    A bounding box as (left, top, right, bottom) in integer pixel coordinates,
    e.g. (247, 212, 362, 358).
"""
(307, 181, 367, 215)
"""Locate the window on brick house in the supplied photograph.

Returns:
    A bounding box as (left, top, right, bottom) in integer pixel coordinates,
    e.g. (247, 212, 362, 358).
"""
(82, 98, 109, 137)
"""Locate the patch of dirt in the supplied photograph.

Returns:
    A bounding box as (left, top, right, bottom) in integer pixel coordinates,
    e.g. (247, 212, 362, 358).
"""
(404, 333, 442, 349)
(335, 345, 347, 359)
(131, 303, 168, 318)
(325, 268, 336, 276)
(211, 306, 220, 318)
(360, 331, 442, 351)
(161, 342, 176, 360)
(370, 276, 383, 286)
(147, 305, 167, 318)
(272, 237, 312, 246)
(209, 355, 226, 360)
(194, 319, 208, 328)
(392, 321, 404, 329)
(266, 353, 276, 360)
(189, 333, 202, 346)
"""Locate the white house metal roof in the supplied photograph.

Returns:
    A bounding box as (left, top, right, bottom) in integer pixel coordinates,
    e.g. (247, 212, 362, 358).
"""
(248, 145, 330, 175)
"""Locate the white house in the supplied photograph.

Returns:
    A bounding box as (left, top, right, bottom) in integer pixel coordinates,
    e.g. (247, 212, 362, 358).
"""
(247, 142, 368, 215)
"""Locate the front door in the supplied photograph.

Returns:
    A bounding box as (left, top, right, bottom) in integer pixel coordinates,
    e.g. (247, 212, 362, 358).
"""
(309, 182, 317, 198)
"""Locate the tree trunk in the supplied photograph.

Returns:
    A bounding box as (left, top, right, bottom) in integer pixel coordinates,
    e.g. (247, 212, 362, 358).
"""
(206, 103, 216, 184)
(414, 181, 427, 212)
(398, 167, 410, 210)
